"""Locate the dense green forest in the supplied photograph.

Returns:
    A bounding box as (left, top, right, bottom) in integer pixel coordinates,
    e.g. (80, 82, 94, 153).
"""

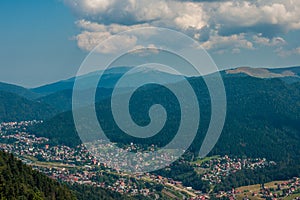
(29, 74, 300, 191)
(214, 164, 300, 192)
(0, 151, 137, 200)
(0, 151, 75, 200)
(68, 184, 135, 200)
(153, 155, 300, 192)
(1, 68, 299, 195)
(0, 82, 40, 100)
(154, 158, 210, 193)
(32, 76, 300, 164)
(0, 91, 57, 122)
(37, 88, 113, 113)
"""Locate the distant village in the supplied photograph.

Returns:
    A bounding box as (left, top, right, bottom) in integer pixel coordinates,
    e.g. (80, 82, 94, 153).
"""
(196, 155, 277, 184)
(1, 121, 299, 200)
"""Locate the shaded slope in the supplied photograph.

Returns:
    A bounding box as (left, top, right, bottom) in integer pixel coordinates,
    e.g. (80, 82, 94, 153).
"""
(0, 91, 57, 122)
(32, 75, 300, 164)
(0, 82, 40, 100)
(0, 151, 75, 200)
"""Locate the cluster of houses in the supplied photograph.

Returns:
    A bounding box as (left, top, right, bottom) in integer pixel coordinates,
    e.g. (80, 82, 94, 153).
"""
(1, 121, 298, 200)
(0, 131, 95, 167)
(84, 140, 180, 172)
(198, 155, 276, 184)
(33, 164, 154, 197)
(0, 120, 41, 130)
(0, 121, 173, 198)
(257, 177, 300, 199)
(213, 177, 300, 200)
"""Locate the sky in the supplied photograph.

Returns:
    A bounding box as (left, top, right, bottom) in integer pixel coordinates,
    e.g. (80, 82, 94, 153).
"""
(1, 0, 300, 87)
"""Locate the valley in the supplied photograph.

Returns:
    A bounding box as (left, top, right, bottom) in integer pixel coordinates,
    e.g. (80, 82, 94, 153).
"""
(0, 66, 299, 199)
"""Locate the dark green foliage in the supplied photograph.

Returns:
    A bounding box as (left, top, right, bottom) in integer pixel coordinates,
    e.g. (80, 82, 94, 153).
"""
(68, 184, 134, 200)
(0, 151, 75, 200)
(32, 76, 300, 165)
(214, 164, 300, 192)
(37, 88, 113, 113)
(0, 82, 40, 100)
(155, 160, 210, 192)
(2, 70, 300, 195)
(0, 91, 57, 122)
(31, 110, 79, 147)
(207, 76, 300, 162)
(30, 66, 131, 96)
(37, 90, 74, 113)
(31, 80, 74, 96)
(29, 73, 300, 191)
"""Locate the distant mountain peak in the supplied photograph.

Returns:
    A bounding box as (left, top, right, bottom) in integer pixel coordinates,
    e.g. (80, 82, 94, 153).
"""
(225, 66, 299, 79)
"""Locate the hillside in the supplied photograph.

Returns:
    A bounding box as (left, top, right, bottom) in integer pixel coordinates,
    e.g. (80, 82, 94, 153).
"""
(37, 88, 113, 113)
(30, 67, 131, 95)
(32, 66, 300, 113)
(0, 91, 57, 122)
(208, 76, 300, 161)
(0, 150, 75, 200)
(0, 82, 40, 100)
(31, 74, 300, 165)
(31, 66, 182, 97)
(0, 151, 135, 200)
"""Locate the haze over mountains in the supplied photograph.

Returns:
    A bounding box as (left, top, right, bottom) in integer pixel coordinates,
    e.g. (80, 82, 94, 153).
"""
(0, 82, 41, 100)
(1, 65, 299, 118)
(0, 66, 299, 115)
(2, 65, 299, 100)
(0, 66, 299, 164)
(0, 65, 300, 198)
(0, 91, 57, 122)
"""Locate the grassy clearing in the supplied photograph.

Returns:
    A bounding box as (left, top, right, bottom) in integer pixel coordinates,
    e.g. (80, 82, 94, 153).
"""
(30, 161, 76, 169)
(235, 180, 296, 200)
(237, 181, 287, 192)
(191, 155, 220, 165)
(285, 193, 300, 200)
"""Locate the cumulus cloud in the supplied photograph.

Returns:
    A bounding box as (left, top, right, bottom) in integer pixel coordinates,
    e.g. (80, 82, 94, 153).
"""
(64, 0, 300, 55)
(76, 19, 150, 33)
(202, 33, 254, 54)
(74, 20, 155, 53)
(66, 0, 208, 53)
(213, 1, 300, 37)
(253, 34, 286, 46)
(75, 31, 138, 53)
(65, 0, 207, 29)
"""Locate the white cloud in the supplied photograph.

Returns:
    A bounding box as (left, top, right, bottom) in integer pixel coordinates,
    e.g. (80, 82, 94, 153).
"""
(202, 33, 254, 54)
(75, 30, 138, 53)
(76, 19, 150, 33)
(65, 0, 207, 30)
(75, 19, 106, 32)
(213, 0, 300, 34)
(64, 0, 300, 54)
(253, 34, 286, 46)
(173, 2, 207, 30)
(131, 44, 160, 57)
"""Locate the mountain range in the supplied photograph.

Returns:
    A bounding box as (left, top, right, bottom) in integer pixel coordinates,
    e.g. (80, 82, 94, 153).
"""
(0, 65, 300, 198)
(0, 66, 299, 164)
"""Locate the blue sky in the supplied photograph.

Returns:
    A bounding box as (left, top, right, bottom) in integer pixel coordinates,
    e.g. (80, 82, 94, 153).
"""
(1, 0, 300, 87)
(0, 0, 86, 87)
